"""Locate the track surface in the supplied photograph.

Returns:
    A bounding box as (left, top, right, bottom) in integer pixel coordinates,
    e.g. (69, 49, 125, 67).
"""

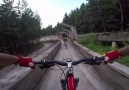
(33, 40, 129, 90)
(3, 40, 129, 90)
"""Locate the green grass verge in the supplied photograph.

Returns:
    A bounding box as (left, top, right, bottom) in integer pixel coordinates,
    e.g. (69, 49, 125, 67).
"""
(78, 34, 129, 67)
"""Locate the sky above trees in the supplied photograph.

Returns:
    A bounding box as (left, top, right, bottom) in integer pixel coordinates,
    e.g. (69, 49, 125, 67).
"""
(27, 0, 87, 27)
(0, 0, 87, 28)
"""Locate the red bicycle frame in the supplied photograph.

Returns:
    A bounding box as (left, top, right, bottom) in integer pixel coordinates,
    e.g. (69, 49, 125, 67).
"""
(65, 60, 78, 90)
(67, 76, 75, 90)
(35, 57, 104, 90)
(60, 60, 77, 90)
(60, 60, 79, 90)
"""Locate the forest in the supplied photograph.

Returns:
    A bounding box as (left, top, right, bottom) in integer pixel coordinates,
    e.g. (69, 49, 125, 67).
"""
(0, 0, 42, 54)
(0, 0, 129, 54)
(62, 0, 129, 34)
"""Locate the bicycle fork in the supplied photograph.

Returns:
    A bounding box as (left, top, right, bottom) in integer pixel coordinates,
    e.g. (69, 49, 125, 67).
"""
(60, 77, 79, 90)
(60, 60, 79, 90)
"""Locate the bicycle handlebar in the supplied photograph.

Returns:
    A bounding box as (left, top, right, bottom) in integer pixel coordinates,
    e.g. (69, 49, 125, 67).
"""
(35, 60, 67, 66)
(72, 57, 104, 65)
(34, 57, 105, 67)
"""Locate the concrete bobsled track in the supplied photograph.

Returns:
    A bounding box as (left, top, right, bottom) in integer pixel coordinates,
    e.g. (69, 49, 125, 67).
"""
(1, 40, 129, 90)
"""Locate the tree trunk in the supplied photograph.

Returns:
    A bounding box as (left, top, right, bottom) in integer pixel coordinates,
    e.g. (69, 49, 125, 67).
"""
(10, 40, 16, 54)
(101, 16, 106, 32)
(119, 0, 124, 31)
(97, 1, 106, 32)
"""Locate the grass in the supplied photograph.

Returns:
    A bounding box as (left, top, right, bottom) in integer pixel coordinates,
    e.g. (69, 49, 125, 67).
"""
(117, 56, 129, 67)
(78, 34, 129, 67)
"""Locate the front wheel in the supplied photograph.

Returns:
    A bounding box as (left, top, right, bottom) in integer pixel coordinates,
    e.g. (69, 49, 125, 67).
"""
(61, 78, 79, 90)
(74, 78, 79, 89)
(61, 79, 67, 90)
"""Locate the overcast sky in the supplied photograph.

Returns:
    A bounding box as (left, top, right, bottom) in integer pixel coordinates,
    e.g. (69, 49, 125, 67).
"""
(0, 0, 87, 28)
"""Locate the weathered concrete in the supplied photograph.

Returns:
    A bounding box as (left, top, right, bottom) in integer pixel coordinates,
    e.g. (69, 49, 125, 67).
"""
(78, 32, 129, 42)
(40, 35, 59, 42)
(0, 42, 60, 90)
(18, 39, 129, 90)
(32, 39, 85, 90)
(73, 41, 129, 90)
(96, 32, 129, 41)
(1, 40, 129, 90)
(61, 23, 77, 40)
